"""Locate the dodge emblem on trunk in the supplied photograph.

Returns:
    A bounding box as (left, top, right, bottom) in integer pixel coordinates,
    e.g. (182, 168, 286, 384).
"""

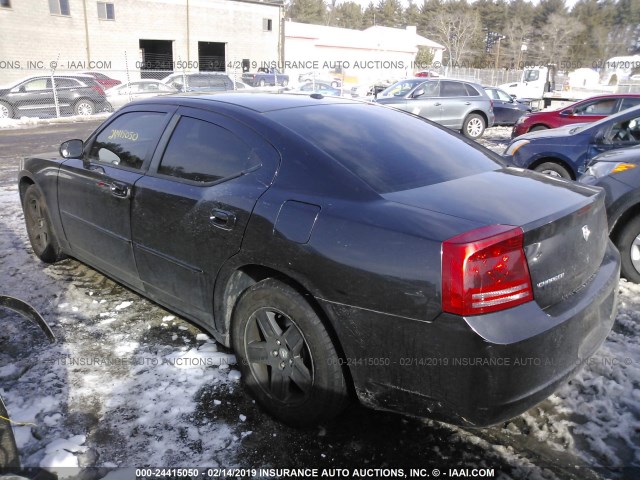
(582, 225, 591, 241)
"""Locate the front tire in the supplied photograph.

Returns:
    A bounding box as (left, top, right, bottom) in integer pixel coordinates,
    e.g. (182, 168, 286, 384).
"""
(615, 215, 640, 283)
(533, 162, 571, 179)
(281, 79, 289, 87)
(258, 79, 266, 87)
(23, 184, 64, 263)
(0, 101, 13, 119)
(462, 113, 486, 139)
(74, 99, 95, 116)
(232, 279, 349, 427)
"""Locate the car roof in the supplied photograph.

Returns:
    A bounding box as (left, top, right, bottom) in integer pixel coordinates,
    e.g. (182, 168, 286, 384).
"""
(131, 92, 359, 113)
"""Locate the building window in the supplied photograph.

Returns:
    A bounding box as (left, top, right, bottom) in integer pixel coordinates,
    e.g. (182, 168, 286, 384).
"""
(1, 0, 11, 9)
(49, 0, 70, 15)
(97, 2, 115, 20)
(263, 18, 272, 31)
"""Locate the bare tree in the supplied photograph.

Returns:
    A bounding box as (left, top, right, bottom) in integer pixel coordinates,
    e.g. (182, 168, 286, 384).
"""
(503, 19, 533, 67)
(430, 10, 480, 67)
(539, 13, 585, 64)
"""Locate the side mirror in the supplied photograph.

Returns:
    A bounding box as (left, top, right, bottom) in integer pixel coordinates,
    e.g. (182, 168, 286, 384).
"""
(560, 109, 573, 116)
(60, 139, 84, 159)
(411, 89, 425, 98)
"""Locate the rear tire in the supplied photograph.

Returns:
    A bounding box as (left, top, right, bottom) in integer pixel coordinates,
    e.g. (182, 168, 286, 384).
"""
(530, 125, 549, 132)
(615, 215, 640, 283)
(232, 278, 349, 427)
(0, 101, 13, 119)
(23, 184, 64, 263)
(462, 113, 486, 139)
(74, 99, 95, 116)
(533, 162, 571, 179)
(281, 79, 289, 87)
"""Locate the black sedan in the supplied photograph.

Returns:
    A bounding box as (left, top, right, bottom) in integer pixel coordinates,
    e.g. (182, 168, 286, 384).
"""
(19, 93, 619, 428)
(581, 145, 640, 282)
(504, 105, 640, 179)
(484, 86, 531, 126)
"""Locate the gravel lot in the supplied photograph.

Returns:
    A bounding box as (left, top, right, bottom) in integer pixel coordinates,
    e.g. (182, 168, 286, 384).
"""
(0, 119, 638, 480)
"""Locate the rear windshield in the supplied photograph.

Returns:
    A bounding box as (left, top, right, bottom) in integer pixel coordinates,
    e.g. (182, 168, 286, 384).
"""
(267, 103, 503, 193)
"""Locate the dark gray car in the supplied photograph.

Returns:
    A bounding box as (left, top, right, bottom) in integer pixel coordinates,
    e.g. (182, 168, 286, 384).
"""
(0, 75, 109, 118)
(374, 78, 495, 139)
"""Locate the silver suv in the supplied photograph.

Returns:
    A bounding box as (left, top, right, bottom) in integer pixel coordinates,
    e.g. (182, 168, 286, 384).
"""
(375, 78, 495, 139)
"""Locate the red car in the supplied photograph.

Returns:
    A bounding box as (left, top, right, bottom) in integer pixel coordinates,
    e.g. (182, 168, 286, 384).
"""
(82, 72, 121, 90)
(512, 94, 640, 137)
(415, 70, 440, 78)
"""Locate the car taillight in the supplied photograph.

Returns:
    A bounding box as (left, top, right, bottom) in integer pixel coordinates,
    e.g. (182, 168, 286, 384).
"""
(92, 85, 105, 95)
(442, 224, 533, 316)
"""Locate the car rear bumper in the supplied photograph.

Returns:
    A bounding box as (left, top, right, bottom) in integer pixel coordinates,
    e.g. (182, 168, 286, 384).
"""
(319, 241, 619, 427)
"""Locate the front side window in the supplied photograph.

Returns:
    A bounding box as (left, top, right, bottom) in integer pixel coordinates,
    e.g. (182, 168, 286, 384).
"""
(380, 79, 425, 97)
(496, 89, 512, 101)
(158, 117, 261, 183)
(1, 0, 11, 8)
(23, 78, 50, 91)
(97, 2, 115, 20)
(607, 116, 640, 144)
(49, 0, 70, 15)
(89, 112, 167, 169)
(523, 70, 540, 82)
(575, 99, 617, 115)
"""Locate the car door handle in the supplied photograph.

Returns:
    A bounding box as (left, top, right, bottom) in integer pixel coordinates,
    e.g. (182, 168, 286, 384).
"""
(434, 102, 441, 106)
(465, 102, 471, 105)
(110, 181, 130, 199)
(210, 209, 236, 230)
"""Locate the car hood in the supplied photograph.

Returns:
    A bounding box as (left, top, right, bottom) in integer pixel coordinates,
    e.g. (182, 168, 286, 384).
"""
(383, 167, 599, 228)
(515, 123, 589, 141)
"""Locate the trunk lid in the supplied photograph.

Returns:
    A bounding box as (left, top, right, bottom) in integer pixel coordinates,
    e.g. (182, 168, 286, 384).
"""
(383, 168, 609, 310)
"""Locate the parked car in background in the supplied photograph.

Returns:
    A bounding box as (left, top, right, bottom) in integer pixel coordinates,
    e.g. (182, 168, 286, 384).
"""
(504, 105, 640, 179)
(298, 81, 342, 96)
(375, 78, 495, 138)
(82, 72, 122, 90)
(106, 80, 177, 110)
(242, 67, 289, 87)
(298, 71, 342, 87)
(0, 75, 108, 118)
(484, 86, 531, 126)
(415, 70, 440, 78)
(512, 94, 640, 137)
(160, 72, 235, 92)
(18, 93, 618, 428)
(580, 145, 640, 282)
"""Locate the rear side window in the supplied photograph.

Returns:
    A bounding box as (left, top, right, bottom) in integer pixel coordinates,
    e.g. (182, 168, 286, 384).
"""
(89, 112, 167, 169)
(158, 116, 261, 183)
(441, 81, 468, 97)
(53, 78, 79, 88)
(465, 84, 481, 96)
(620, 98, 640, 111)
(268, 104, 502, 193)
